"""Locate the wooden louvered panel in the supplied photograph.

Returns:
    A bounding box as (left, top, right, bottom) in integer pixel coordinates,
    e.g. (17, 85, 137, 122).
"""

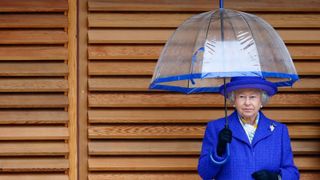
(87, 61, 320, 76)
(0, 158, 69, 172)
(88, 109, 320, 124)
(88, 77, 320, 92)
(88, 156, 320, 171)
(0, 127, 68, 140)
(88, 125, 320, 139)
(0, 142, 68, 156)
(0, 94, 68, 108)
(88, 29, 320, 44)
(0, 63, 68, 76)
(88, 93, 320, 108)
(0, 0, 68, 12)
(0, 174, 69, 180)
(89, 172, 320, 180)
(0, 47, 68, 60)
(88, 45, 320, 60)
(88, 0, 320, 12)
(0, 14, 67, 28)
(88, 13, 320, 28)
(0, 110, 68, 124)
(0, 30, 67, 44)
(89, 140, 320, 155)
(0, 79, 68, 92)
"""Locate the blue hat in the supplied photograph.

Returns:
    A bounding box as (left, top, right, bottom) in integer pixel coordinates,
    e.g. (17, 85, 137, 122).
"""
(219, 76, 278, 96)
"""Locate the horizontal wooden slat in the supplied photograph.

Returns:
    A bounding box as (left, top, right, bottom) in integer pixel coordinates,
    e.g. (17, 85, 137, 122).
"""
(0, 79, 68, 92)
(88, 62, 154, 75)
(88, 61, 320, 76)
(88, 109, 320, 124)
(89, 140, 320, 155)
(88, 156, 320, 171)
(89, 172, 320, 180)
(88, 125, 320, 139)
(88, 13, 320, 28)
(0, 30, 67, 44)
(0, 14, 67, 28)
(88, 0, 320, 12)
(0, 158, 68, 172)
(0, 0, 68, 12)
(89, 157, 196, 171)
(0, 142, 68, 156)
(88, 93, 320, 108)
(0, 127, 68, 140)
(88, 45, 320, 60)
(0, 110, 68, 124)
(89, 77, 320, 92)
(0, 63, 68, 76)
(0, 94, 68, 108)
(88, 29, 320, 44)
(0, 47, 68, 60)
(89, 140, 201, 155)
(0, 174, 68, 180)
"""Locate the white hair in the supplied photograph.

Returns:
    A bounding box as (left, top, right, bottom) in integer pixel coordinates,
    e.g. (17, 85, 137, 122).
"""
(227, 90, 270, 105)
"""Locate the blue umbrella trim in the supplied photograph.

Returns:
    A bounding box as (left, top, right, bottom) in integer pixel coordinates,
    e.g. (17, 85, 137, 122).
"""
(149, 72, 299, 94)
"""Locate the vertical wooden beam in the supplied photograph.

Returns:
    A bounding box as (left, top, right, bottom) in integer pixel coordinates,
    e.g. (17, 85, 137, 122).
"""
(68, 0, 77, 179)
(79, 0, 88, 179)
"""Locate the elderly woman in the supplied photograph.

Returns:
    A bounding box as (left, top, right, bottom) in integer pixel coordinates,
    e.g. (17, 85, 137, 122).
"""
(198, 77, 299, 180)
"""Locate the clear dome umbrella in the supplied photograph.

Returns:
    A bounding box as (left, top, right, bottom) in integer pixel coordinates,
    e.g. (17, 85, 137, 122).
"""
(150, 0, 298, 164)
(149, 1, 299, 162)
(150, 9, 298, 94)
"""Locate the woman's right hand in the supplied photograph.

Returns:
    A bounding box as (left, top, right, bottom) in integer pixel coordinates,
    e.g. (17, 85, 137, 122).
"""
(217, 127, 232, 156)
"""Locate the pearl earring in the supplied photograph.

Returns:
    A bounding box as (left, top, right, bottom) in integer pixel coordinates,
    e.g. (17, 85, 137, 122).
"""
(260, 105, 263, 108)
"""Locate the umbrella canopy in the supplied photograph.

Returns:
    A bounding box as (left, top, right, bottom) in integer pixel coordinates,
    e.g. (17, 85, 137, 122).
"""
(149, 9, 299, 94)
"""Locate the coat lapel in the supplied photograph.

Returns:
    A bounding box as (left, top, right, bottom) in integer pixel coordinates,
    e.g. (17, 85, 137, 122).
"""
(252, 111, 274, 146)
(228, 111, 251, 146)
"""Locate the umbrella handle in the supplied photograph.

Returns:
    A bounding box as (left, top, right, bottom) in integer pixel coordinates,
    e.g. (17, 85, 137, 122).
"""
(210, 143, 230, 165)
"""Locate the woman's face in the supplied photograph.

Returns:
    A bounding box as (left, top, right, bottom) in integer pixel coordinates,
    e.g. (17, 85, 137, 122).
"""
(234, 88, 262, 122)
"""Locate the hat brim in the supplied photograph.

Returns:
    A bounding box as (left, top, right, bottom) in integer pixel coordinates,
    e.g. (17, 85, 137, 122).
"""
(219, 79, 278, 96)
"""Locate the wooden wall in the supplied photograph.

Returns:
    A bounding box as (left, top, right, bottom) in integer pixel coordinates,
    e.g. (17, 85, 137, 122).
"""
(0, 0, 319, 180)
(82, 0, 320, 180)
(0, 0, 76, 179)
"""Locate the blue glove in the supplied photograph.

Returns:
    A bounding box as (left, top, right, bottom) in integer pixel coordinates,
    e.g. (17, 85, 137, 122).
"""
(252, 170, 279, 180)
(217, 127, 232, 157)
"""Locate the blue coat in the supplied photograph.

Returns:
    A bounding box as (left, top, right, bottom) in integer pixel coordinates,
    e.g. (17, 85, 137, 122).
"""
(198, 111, 299, 180)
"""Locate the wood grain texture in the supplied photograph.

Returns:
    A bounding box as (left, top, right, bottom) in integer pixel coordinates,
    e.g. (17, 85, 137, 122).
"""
(0, 158, 69, 172)
(0, 142, 68, 156)
(0, 94, 68, 108)
(88, 93, 320, 108)
(88, 0, 320, 12)
(0, 63, 68, 76)
(0, 30, 67, 44)
(0, 79, 68, 92)
(88, 29, 320, 44)
(0, 47, 68, 60)
(0, 127, 68, 140)
(0, 14, 67, 28)
(0, 110, 68, 124)
(88, 109, 320, 123)
(88, 13, 320, 28)
(0, 0, 68, 12)
(88, 124, 320, 139)
(88, 45, 320, 60)
(0, 175, 69, 180)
